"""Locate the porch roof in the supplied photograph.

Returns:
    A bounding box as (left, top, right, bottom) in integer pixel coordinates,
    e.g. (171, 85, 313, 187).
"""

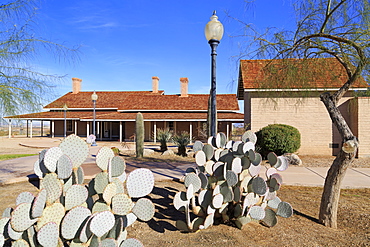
(6, 111, 244, 122)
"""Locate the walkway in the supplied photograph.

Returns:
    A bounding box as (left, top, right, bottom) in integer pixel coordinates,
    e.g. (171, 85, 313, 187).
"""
(0, 138, 369, 188)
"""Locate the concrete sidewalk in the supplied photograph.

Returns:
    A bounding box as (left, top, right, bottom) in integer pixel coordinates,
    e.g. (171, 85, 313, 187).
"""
(0, 138, 369, 188)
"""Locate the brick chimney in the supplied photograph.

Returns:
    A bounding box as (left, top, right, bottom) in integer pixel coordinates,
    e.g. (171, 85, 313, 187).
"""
(152, 76, 159, 93)
(180, 77, 188, 97)
(72, 78, 82, 94)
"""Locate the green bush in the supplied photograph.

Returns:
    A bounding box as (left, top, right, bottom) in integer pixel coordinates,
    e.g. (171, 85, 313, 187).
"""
(172, 131, 191, 157)
(256, 124, 301, 157)
(156, 128, 172, 152)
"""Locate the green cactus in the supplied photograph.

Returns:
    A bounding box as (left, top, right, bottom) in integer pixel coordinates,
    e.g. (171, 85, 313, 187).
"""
(135, 112, 144, 158)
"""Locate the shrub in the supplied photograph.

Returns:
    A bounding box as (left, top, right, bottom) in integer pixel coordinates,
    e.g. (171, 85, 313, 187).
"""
(256, 124, 301, 157)
(172, 131, 191, 156)
(156, 128, 172, 152)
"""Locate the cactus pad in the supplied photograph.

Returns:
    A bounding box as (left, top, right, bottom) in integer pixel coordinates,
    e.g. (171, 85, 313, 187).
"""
(126, 168, 154, 198)
(261, 208, 278, 227)
(184, 173, 201, 192)
(122, 213, 137, 228)
(94, 172, 109, 194)
(249, 206, 265, 220)
(225, 170, 238, 187)
(59, 134, 89, 168)
(216, 132, 227, 148)
(267, 152, 278, 166)
(241, 130, 257, 144)
(277, 201, 293, 218)
(16, 192, 34, 205)
(202, 144, 214, 160)
(11, 203, 37, 232)
(192, 140, 204, 152)
(92, 201, 110, 214)
(267, 196, 281, 209)
(173, 192, 189, 211)
(61, 206, 91, 240)
(96, 146, 115, 171)
(103, 183, 118, 205)
(65, 184, 88, 210)
(36, 202, 65, 231)
(44, 147, 63, 173)
(112, 194, 133, 216)
(10, 239, 29, 246)
(41, 173, 63, 204)
(252, 177, 267, 195)
(195, 151, 206, 166)
(100, 238, 117, 247)
(132, 198, 155, 221)
(56, 154, 73, 179)
(37, 222, 58, 247)
(109, 156, 126, 178)
(276, 156, 289, 171)
(90, 211, 115, 238)
(120, 238, 144, 247)
(31, 188, 47, 219)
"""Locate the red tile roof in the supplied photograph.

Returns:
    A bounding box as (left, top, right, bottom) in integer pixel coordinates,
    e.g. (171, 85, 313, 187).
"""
(44, 92, 240, 111)
(238, 58, 367, 94)
(7, 111, 244, 121)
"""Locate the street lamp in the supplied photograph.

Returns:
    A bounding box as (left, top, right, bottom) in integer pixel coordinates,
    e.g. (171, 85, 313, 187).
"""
(91, 91, 98, 146)
(205, 10, 224, 137)
(63, 103, 68, 138)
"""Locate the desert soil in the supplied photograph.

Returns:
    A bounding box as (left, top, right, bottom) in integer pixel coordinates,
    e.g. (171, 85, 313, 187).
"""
(0, 180, 368, 247)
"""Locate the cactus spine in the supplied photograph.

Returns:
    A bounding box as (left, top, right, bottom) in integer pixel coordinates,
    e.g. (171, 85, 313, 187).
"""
(135, 112, 144, 158)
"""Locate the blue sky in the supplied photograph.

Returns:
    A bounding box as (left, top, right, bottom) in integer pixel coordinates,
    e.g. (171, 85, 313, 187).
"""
(35, 0, 296, 111)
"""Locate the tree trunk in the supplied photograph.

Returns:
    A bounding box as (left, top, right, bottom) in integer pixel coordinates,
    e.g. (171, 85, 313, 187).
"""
(319, 92, 358, 228)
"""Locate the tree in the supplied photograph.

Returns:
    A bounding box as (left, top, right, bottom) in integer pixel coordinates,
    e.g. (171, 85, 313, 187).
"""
(0, 0, 78, 116)
(236, 0, 369, 228)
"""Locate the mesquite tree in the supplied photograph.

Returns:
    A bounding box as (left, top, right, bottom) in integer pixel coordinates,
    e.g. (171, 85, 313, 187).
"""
(0, 0, 78, 116)
(236, 0, 369, 228)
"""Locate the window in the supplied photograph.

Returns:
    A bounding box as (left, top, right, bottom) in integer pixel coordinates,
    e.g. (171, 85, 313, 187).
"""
(168, 121, 174, 131)
(67, 120, 73, 132)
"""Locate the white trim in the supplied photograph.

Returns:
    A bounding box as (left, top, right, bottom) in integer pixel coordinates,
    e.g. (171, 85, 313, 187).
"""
(117, 109, 237, 113)
(45, 108, 117, 111)
(79, 119, 244, 122)
(244, 87, 367, 92)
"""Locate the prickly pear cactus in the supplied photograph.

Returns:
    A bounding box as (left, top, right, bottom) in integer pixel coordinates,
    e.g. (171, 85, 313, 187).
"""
(0, 134, 154, 246)
(174, 130, 294, 231)
(135, 112, 144, 158)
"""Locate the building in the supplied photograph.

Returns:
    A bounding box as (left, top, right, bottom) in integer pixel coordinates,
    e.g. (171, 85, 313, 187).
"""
(6, 77, 244, 141)
(237, 57, 370, 157)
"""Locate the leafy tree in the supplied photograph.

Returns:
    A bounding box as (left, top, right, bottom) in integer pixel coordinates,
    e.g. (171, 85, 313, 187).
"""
(236, 0, 369, 228)
(0, 0, 78, 116)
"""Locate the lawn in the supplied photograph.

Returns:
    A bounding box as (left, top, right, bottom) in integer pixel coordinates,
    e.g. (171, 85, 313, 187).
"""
(0, 154, 37, 161)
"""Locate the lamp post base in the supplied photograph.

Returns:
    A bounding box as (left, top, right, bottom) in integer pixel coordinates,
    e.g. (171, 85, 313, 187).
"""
(91, 142, 97, 146)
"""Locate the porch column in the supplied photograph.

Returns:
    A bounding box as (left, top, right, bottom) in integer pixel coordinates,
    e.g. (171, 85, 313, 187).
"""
(98, 121, 101, 141)
(174, 121, 177, 133)
(74, 121, 77, 135)
(51, 120, 55, 138)
(87, 122, 90, 136)
(8, 119, 11, 138)
(153, 121, 157, 143)
(189, 122, 193, 144)
(30, 120, 33, 138)
(41, 120, 43, 137)
(110, 122, 112, 140)
(26, 120, 29, 137)
(226, 122, 230, 140)
(119, 121, 122, 143)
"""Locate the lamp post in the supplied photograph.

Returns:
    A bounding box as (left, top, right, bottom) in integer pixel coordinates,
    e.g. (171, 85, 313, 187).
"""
(205, 10, 224, 137)
(91, 91, 98, 146)
(63, 104, 68, 138)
